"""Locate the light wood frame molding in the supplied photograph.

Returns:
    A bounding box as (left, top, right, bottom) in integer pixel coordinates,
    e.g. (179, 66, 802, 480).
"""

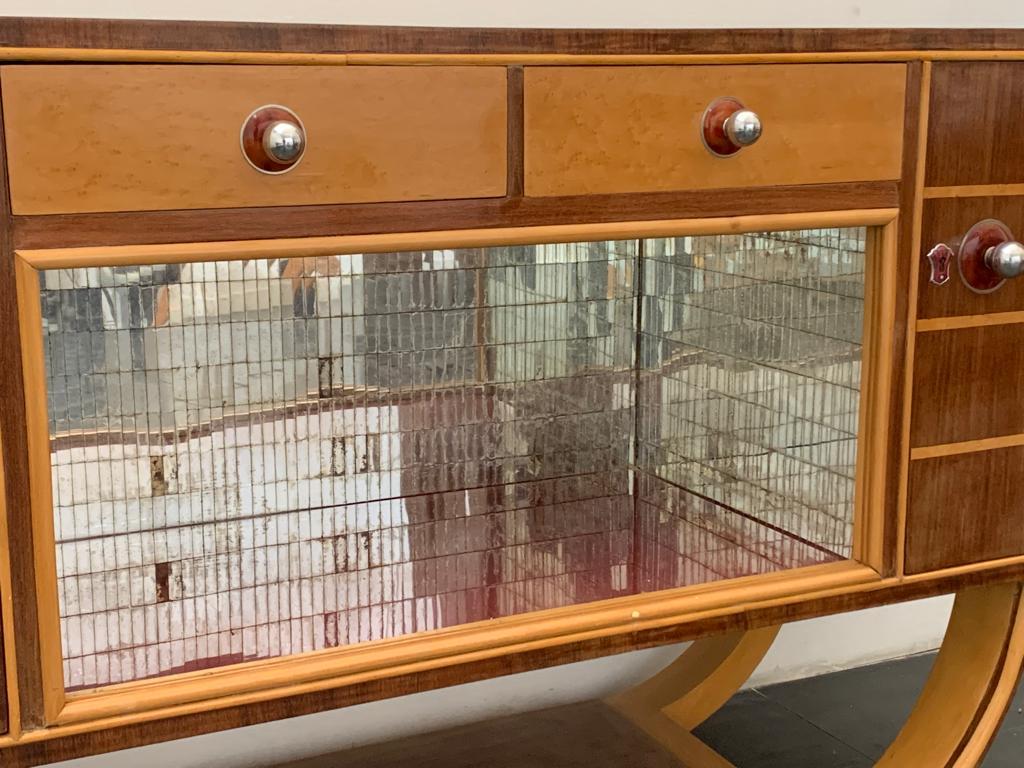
(5, 48, 1024, 67)
(0, 426, 20, 738)
(9, 209, 899, 732)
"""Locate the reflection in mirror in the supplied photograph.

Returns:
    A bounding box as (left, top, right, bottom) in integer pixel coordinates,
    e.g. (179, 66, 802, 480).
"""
(39, 228, 865, 689)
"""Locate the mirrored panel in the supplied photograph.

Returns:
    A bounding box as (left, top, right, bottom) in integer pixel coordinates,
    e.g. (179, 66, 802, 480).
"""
(38, 228, 865, 690)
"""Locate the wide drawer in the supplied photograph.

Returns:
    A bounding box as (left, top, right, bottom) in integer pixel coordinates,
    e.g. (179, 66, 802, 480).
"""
(0, 64, 508, 214)
(524, 64, 906, 197)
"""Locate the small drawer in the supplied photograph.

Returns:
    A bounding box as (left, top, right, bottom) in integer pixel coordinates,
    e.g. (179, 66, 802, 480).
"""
(910, 324, 1024, 448)
(926, 62, 1024, 188)
(918, 196, 1024, 319)
(906, 445, 1024, 573)
(524, 64, 906, 197)
(1, 64, 508, 214)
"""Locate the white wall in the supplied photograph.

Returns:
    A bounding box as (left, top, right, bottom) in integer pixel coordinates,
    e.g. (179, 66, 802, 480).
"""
(1, 0, 1022, 27)
(5, 0, 990, 764)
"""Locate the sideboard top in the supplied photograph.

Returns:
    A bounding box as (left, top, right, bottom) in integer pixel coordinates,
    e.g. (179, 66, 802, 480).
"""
(0, 17, 1023, 55)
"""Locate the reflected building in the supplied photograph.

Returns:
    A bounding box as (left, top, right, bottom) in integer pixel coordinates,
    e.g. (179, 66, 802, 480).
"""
(40, 231, 861, 690)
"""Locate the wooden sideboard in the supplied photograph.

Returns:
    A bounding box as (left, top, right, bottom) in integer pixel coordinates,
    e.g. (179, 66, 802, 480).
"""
(1, 19, 1024, 767)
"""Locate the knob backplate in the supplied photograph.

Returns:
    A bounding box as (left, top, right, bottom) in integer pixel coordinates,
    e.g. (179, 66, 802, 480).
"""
(959, 218, 1016, 294)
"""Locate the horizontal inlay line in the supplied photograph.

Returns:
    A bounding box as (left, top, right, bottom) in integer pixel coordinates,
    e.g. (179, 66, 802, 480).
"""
(911, 433, 1024, 461)
(917, 311, 1024, 332)
(4, 48, 1024, 66)
(923, 183, 1024, 199)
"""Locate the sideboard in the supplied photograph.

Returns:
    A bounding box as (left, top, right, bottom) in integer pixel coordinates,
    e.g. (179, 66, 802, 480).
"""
(0, 19, 1024, 767)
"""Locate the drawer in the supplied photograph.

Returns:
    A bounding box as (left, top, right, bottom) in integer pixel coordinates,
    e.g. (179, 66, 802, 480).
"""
(910, 324, 1024, 447)
(906, 445, 1024, 573)
(926, 62, 1024, 187)
(524, 64, 906, 197)
(1, 65, 508, 214)
(918, 196, 1024, 319)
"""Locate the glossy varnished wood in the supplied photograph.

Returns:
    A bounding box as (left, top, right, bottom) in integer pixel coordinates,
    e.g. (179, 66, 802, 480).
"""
(506, 66, 524, 198)
(926, 62, 1024, 187)
(906, 446, 1024, 573)
(910, 325, 1024, 447)
(0, 428, 7, 735)
(2, 16, 1024, 763)
(9, 181, 899, 250)
(888, 61, 925, 578)
(6, 560, 1024, 767)
(878, 583, 1024, 766)
(0, 77, 45, 729)
(1, 20, 1024, 55)
(523, 65, 906, 196)
(0, 64, 508, 214)
(917, 195, 1024, 318)
(0, 619, 5, 735)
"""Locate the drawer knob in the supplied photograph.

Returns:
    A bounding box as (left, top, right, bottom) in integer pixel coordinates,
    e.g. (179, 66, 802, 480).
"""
(702, 97, 763, 157)
(241, 105, 306, 174)
(725, 109, 763, 149)
(985, 240, 1024, 280)
(953, 218, 1022, 293)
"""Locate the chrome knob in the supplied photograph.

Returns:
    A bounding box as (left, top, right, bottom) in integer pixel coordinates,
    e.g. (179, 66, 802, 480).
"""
(263, 120, 304, 163)
(985, 240, 1024, 279)
(724, 109, 763, 148)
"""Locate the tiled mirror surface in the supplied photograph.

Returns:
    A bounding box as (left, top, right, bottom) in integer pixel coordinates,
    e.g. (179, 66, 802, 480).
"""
(38, 227, 865, 689)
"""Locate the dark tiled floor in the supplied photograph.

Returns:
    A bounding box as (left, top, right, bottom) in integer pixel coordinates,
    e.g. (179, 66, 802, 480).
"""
(283, 652, 1024, 767)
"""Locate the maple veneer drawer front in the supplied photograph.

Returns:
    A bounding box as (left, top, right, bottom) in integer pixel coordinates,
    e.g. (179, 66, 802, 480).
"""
(524, 64, 906, 197)
(0, 64, 508, 214)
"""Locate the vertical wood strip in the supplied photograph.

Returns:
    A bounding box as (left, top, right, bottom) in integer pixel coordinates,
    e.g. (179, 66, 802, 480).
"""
(0, 428, 8, 735)
(896, 61, 931, 578)
(0, 423, 21, 739)
(506, 66, 525, 198)
(854, 219, 899, 573)
(877, 61, 924, 577)
(0, 79, 47, 728)
(14, 259, 65, 723)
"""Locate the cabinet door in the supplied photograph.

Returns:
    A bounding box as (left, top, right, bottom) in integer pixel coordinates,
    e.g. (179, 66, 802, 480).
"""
(906, 62, 1024, 573)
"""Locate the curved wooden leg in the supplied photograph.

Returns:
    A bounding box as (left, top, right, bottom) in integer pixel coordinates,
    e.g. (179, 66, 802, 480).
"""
(879, 581, 1024, 767)
(605, 582, 1024, 768)
(604, 624, 781, 766)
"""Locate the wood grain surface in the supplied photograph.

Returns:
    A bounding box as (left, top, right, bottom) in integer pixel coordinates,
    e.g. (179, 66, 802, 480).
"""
(917, 195, 1024, 319)
(906, 447, 1024, 573)
(524, 64, 906, 196)
(1, 64, 508, 214)
(926, 62, 1024, 187)
(0, 20, 1023, 55)
(910, 325, 1024, 447)
(10, 181, 899, 250)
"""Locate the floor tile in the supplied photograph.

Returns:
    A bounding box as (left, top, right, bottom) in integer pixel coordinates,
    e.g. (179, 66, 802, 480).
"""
(695, 690, 873, 768)
(755, 653, 936, 760)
